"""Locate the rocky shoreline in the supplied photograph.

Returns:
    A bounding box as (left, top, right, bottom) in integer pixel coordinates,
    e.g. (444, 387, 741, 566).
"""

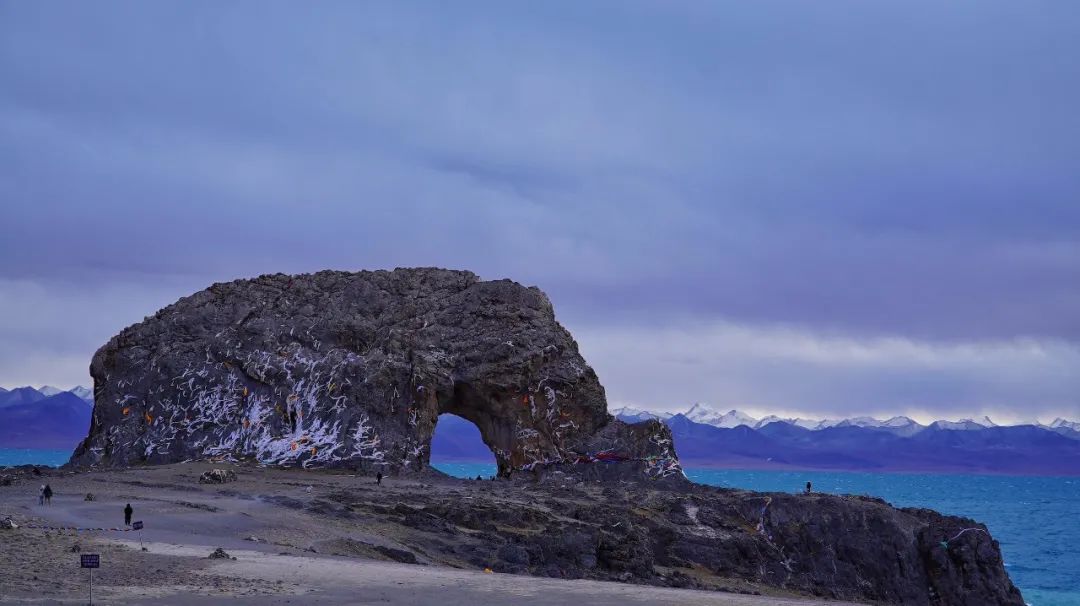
(1, 463, 1024, 605)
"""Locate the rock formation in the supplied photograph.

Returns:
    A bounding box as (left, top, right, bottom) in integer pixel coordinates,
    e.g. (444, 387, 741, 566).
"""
(71, 268, 679, 478)
(323, 481, 1024, 606)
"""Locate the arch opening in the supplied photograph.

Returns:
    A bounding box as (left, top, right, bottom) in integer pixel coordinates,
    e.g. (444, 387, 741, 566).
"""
(429, 413, 498, 479)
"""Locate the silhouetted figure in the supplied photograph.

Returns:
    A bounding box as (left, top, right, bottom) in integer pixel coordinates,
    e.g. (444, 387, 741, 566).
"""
(124, 503, 134, 526)
(376, 472, 383, 486)
(475, 475, 482, 481)
(43, 484, 53, 505)
(805, 481, 812, 494)
(38, 485, 45, 506)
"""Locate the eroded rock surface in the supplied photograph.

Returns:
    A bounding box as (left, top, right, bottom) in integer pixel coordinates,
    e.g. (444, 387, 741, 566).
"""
(71, 269, 679, 478)
(318, 478, 1025, 606)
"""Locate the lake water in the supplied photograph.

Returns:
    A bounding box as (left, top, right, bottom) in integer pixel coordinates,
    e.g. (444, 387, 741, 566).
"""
(3, 450, 1072, 605)
(0, 448, 72, 468)
(432, 462, 1078, 606)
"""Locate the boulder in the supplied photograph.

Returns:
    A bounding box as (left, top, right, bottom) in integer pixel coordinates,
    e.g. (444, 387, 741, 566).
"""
(1, 518, 17, 530)
(207, 547, 233, 559)
(198, 469, 238, 484)
(70, 269, 678, 479)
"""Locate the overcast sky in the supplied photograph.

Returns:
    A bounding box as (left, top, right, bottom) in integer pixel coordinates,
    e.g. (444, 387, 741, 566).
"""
(2, 1, 1078, 423)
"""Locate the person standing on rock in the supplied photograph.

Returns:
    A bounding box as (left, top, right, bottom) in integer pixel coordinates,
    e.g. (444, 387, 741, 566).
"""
(124, 503, 134, 526)
(805, 481, 812, 494)
(43, 484, 53, 505)
(376, 472, 383, 486)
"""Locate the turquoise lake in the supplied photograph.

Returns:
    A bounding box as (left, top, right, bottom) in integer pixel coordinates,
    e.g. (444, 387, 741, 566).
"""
(3, 450, 1073, 605)
(0, 448, 72, 468)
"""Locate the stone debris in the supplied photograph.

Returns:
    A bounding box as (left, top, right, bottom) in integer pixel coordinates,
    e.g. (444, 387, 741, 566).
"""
(198, 469, 238, 484)
(207, 547, 234, 560)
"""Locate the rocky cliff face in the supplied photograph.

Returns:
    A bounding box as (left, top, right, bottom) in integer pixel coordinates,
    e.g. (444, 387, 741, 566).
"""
(70, 269, 679, 478)
(392, 482, 1024, 606)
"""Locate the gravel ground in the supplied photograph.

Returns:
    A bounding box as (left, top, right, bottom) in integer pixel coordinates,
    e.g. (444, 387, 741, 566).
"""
(0, 463, 865, 605)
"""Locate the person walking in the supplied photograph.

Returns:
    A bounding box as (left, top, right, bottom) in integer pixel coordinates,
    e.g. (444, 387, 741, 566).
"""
(375, 471, 383, 486)
(38, 485, 45, 506)
(43, 484, 53, 505)
(805, 481, 812, 494)
(124, 503, 134, 526)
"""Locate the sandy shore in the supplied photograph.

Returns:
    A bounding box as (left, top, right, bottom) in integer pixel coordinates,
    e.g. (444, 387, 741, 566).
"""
(0, 463, 865, 605)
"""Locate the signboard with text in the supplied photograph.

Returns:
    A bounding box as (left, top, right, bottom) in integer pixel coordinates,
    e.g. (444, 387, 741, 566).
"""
(80, 554, 100, 569)
(132, 521, 144, 531)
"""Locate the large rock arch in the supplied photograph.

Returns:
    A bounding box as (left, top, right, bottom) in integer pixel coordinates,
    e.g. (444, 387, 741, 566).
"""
(71, 268, 680, 479)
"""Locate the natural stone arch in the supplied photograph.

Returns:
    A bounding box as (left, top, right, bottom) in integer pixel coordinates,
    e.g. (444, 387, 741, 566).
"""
(71, 268, 679, 480)
(437, 382, 517, 476)
(428, 412, 497, 475)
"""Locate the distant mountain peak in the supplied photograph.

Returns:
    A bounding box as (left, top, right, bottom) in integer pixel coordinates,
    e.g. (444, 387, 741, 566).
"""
(836, 416, 886, 428)
(0, 385, 94, 408)
(69, 386, 94, 403)
(1049, 418, 1080, 431)
(0, 389, 94, 450)
(610, 406, 671, 423)
(0, 386, 47, 408)
(882, 416, 918, 427)
(930, 418, 992, 431)
(754, 414, 788, 428)
(684, 402, 715, 416)
(685, 404, 757, 428)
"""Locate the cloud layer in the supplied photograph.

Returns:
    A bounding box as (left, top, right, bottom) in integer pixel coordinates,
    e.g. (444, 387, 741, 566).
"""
(576, 321, 1080, 424)
(1, 2, 1077, 419)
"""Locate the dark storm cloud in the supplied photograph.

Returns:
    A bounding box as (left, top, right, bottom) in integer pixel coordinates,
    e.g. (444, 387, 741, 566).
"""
(1, 1, 1077, 418)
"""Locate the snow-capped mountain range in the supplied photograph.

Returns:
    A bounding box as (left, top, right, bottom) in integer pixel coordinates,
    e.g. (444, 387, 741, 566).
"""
(1049, 418, 1080, 432)
(0, 385, 93, 408)
(0, 386, 95, 450)
(610, 403, 1075, 434)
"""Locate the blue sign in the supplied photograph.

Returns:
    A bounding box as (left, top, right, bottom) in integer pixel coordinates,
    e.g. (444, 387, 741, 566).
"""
(132, 521, 144, 531)
(80, 554, 100, 569)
